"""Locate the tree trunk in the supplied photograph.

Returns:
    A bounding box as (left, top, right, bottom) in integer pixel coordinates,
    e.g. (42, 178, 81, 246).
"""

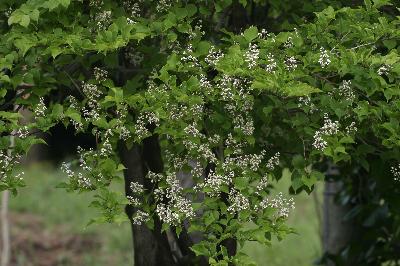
(323, 180, 356, 266)
(119, 139, 176, 266)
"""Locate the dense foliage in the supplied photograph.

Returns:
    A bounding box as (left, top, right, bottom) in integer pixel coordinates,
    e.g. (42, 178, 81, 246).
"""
(1, 0, 399, 264)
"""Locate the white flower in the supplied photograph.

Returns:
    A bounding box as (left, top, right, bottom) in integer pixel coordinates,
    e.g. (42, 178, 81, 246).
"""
(345, 122, 357, 134)
(391, 164, 400, 182)
(205, 46, 224, 67)
(312, 114, 339, 151)
(34, 97, 47, 118)
(333, 80, 355, 101)
(264, 53, 277, 73)
(266, 152, 280, 170)
(318, 47, 331, 68)
(377, 64, 391, 76)
(130, 182, 144, 194)
(259, 192, 295, 218)
(285, 56, 298, 71)
(93, 67, 108, 81)
(284, 36, 294, 49)
(258, 29, 268, 39)
(132, 210, 149, 225)
(245, 43, 259, 69)
(298, 96, 317, 113)
(227, 189, 250, 214)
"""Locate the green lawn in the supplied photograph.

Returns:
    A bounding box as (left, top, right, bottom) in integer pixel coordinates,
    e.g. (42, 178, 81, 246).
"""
(9, 164, 322, 266)
(242, 177, 322, 266)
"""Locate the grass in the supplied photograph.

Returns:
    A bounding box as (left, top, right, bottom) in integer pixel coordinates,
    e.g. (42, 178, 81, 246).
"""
(242, 176, 323, 266)
(10, 164, 133, 266)
(9, 163, 322, 266)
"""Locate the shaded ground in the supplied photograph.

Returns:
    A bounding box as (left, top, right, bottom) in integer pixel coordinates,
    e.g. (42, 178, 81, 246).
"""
(8, 212, 100, 266)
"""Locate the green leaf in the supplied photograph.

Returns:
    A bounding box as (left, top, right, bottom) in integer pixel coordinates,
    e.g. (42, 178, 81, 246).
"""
(65, 108, 81, 123)
(190, 243, 209, 257)
(19, 15, 30, 27)
(372, 0, 392, 8)
(243, 26, 258, 42)
(283, 81, 321, 97)
(51, 104, 64, 118)
(292, 155, 305, 169)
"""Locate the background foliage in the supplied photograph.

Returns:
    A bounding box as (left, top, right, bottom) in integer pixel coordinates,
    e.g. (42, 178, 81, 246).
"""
(1, 0, 400, 265)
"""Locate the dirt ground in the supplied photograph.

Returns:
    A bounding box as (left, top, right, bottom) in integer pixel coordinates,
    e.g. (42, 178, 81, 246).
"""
(5, 212, 100, 266)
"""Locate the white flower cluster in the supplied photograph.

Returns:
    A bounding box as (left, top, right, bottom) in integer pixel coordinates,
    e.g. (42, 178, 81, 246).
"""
(258, 192, 295, 218)
(89, 0, 103, 6)
(116, 105, 131, 141)
(258, 29, 275, 42)
(66, 96, 83, 130)
(147, 171, 164, 183)
(318, 47, 331, 68)
(184, 123, 202, 138)
(264, 53, 277, 73)
(285, 56, 298, 71)
(225, 133, 245, 155)
(154, 173, 195, 225)
(223, 151, 265, 172)
(183, 141, 217, 163)
(82, 82, 102, 121)
(130, 181, 144, 194)
(4, 7, 13, 18)
(190, 160, 204, 178)
(345, 122, 357, 134)
(233, 114, 254, 136)
(196, 170, 233, 197)
(245, 43, 259, 69)
(156, 0, 176, 13)
(188, 20, 205, 39)
(377, 64, 391, 76)
(132, 210, 150, 225)
(333, 80, 355, 101)
(34, 97, 47, 118)
(284, 37, 294, 49)
(93, 10, 112, 31)
(266, 152, 280, 170)
(123, 0, 142, 20)
(390, 164, 400, 182)
(100, 129, 113, 157)
(218, 74, 235, 101)
(127, 195, 140, 205)
(16, 126, 29, 139)
(169, 103, 187, 120)
(0, 151, 23, 181)
(199, 74, 212, 92)
(227, 189, 250, 214)
(255, 175, 269, 195)
(205, 46, 224, 67)
(298, 96, 317, 113)
(258, 29, 268, 39)
(181, 44, 200, 68)
(135, 112, 160, 139)
(312, 114, 339, 151)
(93, 67, 108, 82)
(61, 162, 92, 189)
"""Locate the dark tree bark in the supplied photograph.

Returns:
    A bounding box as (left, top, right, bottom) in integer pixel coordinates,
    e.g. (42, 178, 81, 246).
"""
(119, 138, 176, 266)
(323, 180, 355, 266)
(323, 163, 360, 266)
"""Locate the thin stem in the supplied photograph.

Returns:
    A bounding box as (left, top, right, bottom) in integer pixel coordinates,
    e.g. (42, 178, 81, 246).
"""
(1, 108, 16, 266)
(0, 190, 10, 266)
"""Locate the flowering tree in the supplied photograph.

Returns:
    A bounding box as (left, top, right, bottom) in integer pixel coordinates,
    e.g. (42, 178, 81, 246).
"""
(1, 0, 399, 265)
